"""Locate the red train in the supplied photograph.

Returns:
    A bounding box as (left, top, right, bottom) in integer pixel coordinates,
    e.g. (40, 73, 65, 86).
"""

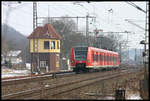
(70, 46, 119, 73)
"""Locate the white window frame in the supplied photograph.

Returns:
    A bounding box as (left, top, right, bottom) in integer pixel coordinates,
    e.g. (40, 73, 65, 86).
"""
(40, 61, 47, 68)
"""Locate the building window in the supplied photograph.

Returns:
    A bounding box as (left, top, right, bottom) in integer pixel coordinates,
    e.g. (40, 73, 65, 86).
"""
(57, 40, 60, 49)
(51, 41, 55, 49)
(40, 61, 47, 67)
(44, 41, 49, 49)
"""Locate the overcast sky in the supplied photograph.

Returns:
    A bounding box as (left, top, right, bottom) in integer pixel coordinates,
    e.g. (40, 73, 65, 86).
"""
(2, 1, 147, 49)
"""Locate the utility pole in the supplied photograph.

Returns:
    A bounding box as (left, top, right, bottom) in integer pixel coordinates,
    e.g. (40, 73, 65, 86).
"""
(32, 2, 40, 74)
(127, 32, 129, 61)
(33, 2, 37, 30)
(77, 16, 78, 31)
(144, 1, 149, 79)
(86, 13, 89, 46)
(38, 16, 96, 45)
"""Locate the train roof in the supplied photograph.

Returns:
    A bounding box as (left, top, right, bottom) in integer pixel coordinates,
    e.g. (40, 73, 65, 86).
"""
(72, 46, 118, 55)
(89, 47, 119, 55)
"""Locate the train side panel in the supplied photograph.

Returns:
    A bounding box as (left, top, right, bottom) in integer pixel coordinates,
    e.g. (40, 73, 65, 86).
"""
(86, 47, 93, 67)
(70, 48, 75, 68)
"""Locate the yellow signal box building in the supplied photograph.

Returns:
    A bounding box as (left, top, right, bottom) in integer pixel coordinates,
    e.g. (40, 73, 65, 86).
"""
(28, 24, 62, 73)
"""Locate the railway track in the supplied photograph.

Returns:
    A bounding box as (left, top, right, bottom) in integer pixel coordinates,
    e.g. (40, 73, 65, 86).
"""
(2, 70, 73, 80)
(2, 68, 141, 99)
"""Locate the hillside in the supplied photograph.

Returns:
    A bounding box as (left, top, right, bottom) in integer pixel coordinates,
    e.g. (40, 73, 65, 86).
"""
(2, 24, 29, 50)
(2, 24, 30, 62)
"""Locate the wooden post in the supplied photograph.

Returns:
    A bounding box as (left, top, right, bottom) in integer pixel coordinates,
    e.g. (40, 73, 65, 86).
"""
(115, 88, 125, 100)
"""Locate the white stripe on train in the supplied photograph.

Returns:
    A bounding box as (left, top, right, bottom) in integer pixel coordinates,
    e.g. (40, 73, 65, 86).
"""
(70, 65, 119, 68)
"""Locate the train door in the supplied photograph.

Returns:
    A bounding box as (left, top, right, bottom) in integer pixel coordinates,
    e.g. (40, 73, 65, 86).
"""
(96, 52, 98, 66)
(104, 53, 107, 66)
(107, 53, 109, 66)
(102, 53, 104, 66)
(117, 55, 119, 66)
(112, 54, 114, 66)
(118, 55, 119, 65)
(106, 53, 108, 66)
(100, 52, 102, 66)
(104, 53, 106, 66)
(98, 52, 100, 66)
(93, 51, 96, 67)
(116, 55, 118, 66)
(111, 54, 113, 66)
(110, 54, 112, 66)
(114, 55, 116, 66)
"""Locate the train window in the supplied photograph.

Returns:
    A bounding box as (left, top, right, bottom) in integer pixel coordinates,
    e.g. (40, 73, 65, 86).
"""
(101, 54, 103, 61)
(104, 55, 105, 62)
(115, 57, 117, 64)
(116, 56, 118, 63)
(111, 56, 113, 62)
(110, 55, 111, 62)
(93, 54, 96, 62)
(105, 55, 107, 62)
(93, 54, 94, 61)
(100, 54, 101, 62)
(116, 57, 117, 63)
(96, 54, 98, 62)
(74, 47, 88, 61)
(110, 56, 112, 61)
(114, 56, 115, 65)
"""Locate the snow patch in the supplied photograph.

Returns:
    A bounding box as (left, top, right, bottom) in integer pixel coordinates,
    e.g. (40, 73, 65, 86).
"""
(126, 93, 142, 100)
(2, 68, 30, 78)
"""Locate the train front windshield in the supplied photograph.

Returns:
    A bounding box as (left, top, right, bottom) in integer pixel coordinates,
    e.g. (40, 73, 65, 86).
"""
(74, 47, 88, 60)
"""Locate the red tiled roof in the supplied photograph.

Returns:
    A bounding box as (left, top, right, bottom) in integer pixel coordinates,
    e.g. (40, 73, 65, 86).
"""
(27, 24, 62, 40)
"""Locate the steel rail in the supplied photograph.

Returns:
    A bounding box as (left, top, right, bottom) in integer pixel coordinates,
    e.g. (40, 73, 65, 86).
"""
(2, 71, 74, 86)
(2, 70, 132, 99)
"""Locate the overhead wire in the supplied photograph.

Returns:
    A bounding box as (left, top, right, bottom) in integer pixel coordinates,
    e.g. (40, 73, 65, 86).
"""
(126, 2, 146, 13)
